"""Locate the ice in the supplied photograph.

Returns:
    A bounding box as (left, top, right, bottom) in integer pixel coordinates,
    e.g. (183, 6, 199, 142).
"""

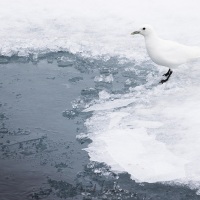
(1, 0, 200, 60)
(94, 74, 114, 83)
(83, 65, 200, 189)
(86, 128, 187, 183)
(1, 132, 45, 146)
(83, 98, 134, 112)
(2, 0, 200, 192)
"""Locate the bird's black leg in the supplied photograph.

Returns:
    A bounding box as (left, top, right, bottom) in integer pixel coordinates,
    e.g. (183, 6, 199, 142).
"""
(160, 69, 173, 84)
(163, 68, 171, 76)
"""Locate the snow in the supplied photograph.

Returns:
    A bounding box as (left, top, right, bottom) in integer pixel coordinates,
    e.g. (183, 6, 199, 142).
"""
(0, 0, 200, 60)
(84, 65, 200, 190)
(2, 0, 200, 192)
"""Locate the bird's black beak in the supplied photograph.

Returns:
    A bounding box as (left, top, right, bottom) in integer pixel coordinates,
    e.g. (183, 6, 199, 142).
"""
(131, 31, 140, 35)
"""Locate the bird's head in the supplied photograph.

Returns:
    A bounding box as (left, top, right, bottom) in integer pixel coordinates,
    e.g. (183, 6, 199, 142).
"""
(131, 24, 155, 37)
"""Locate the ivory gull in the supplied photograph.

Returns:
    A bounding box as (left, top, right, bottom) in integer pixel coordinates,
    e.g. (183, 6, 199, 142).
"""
(131, 25, 200, 83)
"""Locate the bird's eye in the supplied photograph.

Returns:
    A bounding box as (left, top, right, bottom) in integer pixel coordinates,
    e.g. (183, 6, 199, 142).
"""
(143, 27, 146, 30)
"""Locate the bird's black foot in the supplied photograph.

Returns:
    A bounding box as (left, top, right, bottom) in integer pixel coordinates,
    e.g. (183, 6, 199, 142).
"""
(160, 70, 173, 84)
(160, 79, 168, 84)
(163, 68, 172, 76)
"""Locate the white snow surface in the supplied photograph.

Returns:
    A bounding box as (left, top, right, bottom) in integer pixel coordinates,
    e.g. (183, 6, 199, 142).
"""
(0, 0, 200, 60)
(84, 66, 200, 191)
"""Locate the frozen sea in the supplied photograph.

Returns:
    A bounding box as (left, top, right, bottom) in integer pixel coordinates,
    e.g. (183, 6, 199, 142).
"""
(1, 0, 200, 199)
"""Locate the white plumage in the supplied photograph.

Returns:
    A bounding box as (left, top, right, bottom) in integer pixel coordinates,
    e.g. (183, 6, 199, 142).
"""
(131, 25, 200, 83)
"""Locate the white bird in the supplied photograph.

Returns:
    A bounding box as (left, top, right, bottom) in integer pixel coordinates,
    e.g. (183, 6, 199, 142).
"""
(131, 24, 200, 83)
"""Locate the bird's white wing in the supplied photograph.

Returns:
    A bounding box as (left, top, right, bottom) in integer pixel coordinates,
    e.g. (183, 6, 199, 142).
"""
(158, 39, 200, 66)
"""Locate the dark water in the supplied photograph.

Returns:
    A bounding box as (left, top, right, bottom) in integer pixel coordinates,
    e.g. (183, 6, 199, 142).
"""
(0, 52, 199, 200)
